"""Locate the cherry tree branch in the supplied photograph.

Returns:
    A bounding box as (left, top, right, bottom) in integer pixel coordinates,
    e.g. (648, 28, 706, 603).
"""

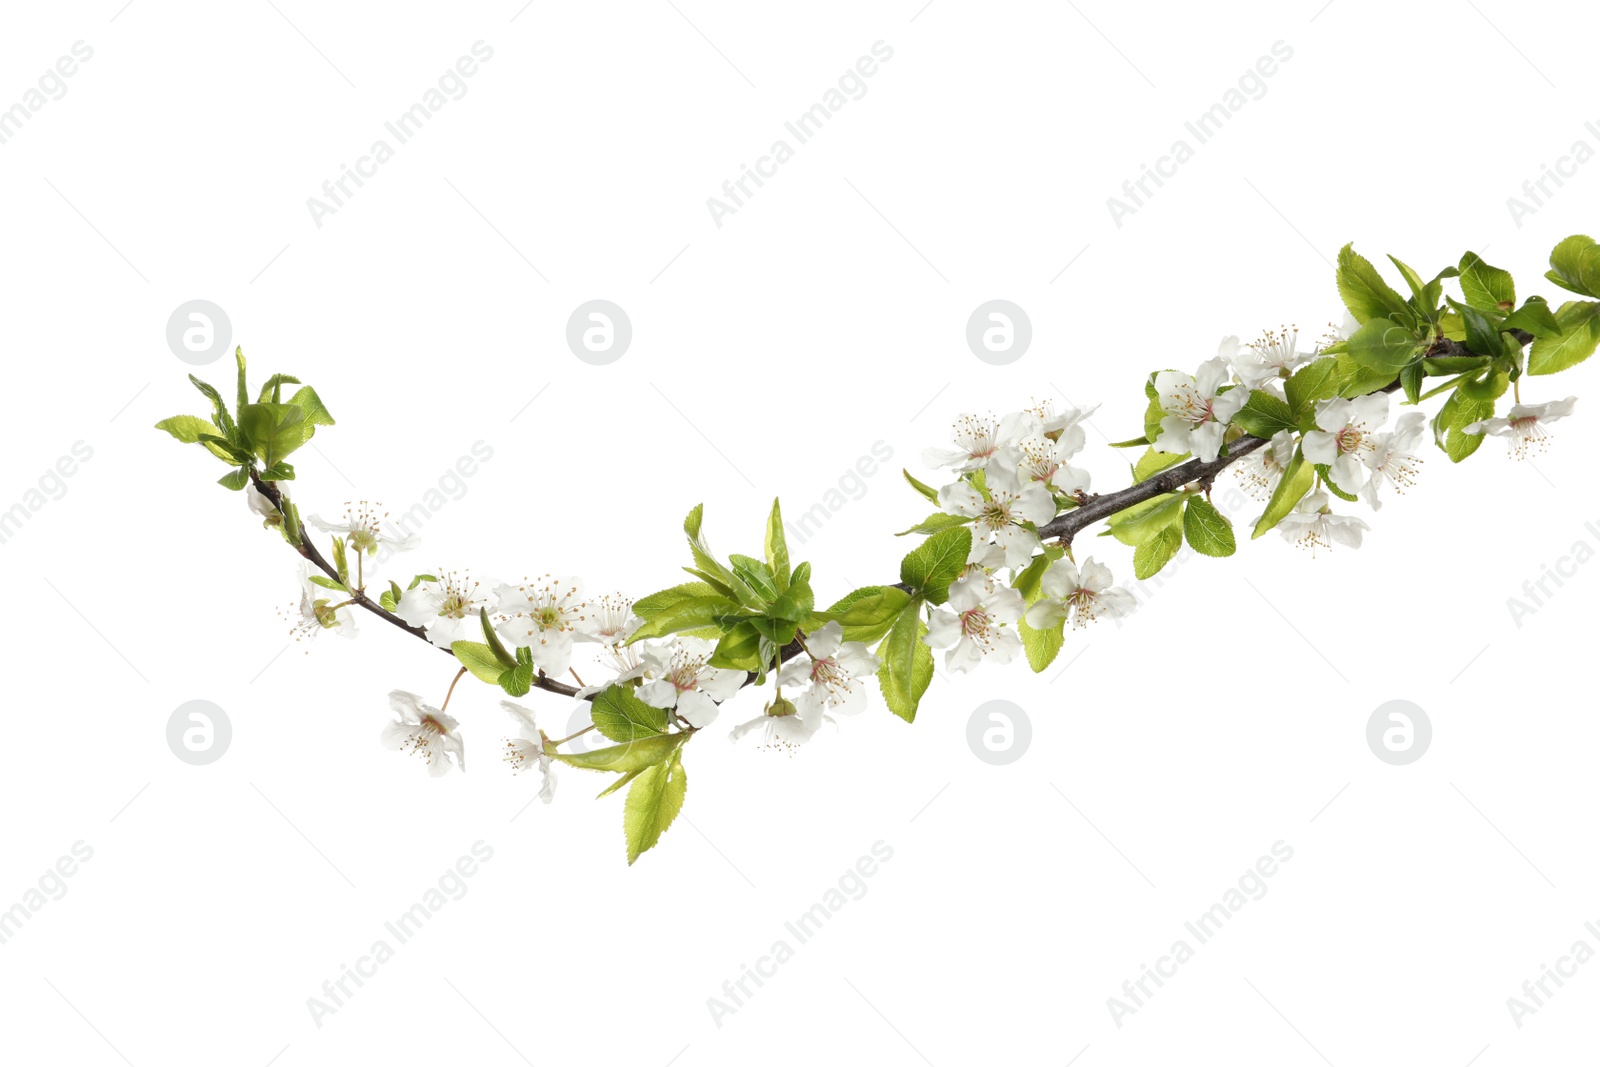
(247, 331, 1519, 708)
(249, 471, 585, 699)
(1041, 333, 1526, 545)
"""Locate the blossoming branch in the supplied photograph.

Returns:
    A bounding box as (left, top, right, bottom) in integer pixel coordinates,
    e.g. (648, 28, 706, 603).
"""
(157, 236, 1598, 863)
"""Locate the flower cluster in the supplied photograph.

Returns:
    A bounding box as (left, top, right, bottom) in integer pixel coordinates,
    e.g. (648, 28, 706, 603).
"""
(159, 234, 1597, 863)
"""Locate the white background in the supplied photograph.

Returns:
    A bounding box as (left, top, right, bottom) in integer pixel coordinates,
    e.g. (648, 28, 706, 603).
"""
(2, 1, 1597, 1064)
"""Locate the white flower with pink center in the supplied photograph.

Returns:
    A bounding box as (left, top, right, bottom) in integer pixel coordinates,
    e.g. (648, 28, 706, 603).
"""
(923, 575, 1025, 672)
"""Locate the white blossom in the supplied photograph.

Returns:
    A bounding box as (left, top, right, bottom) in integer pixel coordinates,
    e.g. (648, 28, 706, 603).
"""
(394, 570, 495, 650)
(1465, 397, 1578, 459)
(281, 560, 358, 644)
(938, 463, 1055, 568)
(924, 574, 1025, 672)
(1301, 393, 1389, 494)
(1225, 327, 1313, 389)
(1023, 556, 1136, 630)
(1021, 398, 1099, 450)
(777, 622, 879, 720)
(637, 637, 743, 728)
(922, 412, 1036, 473)
(1362, 411, 1426, 510)
(246, 482, 277, 524)
(728, 697, 821, 752)
(381, 690, 465, 776)
(1234, 430, 1297, 501)
(1276, 490, 1369, 555)
(495, 574, 592, 675)
(1017, 433, 1092, 498)
(308, 501, 418, 557)
(1152, 357, 1247, 462)
(501, 701, 556, 803)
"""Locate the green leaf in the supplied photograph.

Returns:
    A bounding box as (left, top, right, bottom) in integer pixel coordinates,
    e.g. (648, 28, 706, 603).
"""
(1444, 297, 1508, 358)
(452, 641, 507, 684)
(631, 593, 743, 642)
(549, 731, 689, 774)
(596, 769, 643, 799)
(1183, 496, 1236, 557)
(708, 620, 764, 672)
(286, 385, 334, 427)
(1106, 495, 1182, 547)
(1010, 545, 1061, 602)
(480, 608, 517, 670)
(682, 504, 742, 598)
(1143, 392, 1167, 444)
(1017, 614, 1065, 673)
(1285, 357, 1342, 424)
(1252, 447, 1313, 538)
(903, 469, 940, 502)
(817, 586, 912, 644)
(749, 615, 799, 645)
(1335, 350, 1401, 399)
(379, 581, 403, 612)
(1348, 318, 1421, 374)
(1337, 243, 1413, 324)
(329, 535, 349, 585)
(1132, 446, 1185, 481)
(257, 373, 302, 403)
(1457, 251, 1516, 312)
(767, 575, 814, 624)
(1546, 234, 1600, 298)
(154, 414, 228, 455)
(1432, 385, 1499, 463)
(764, 498, 790, 588)
(623, 751, 687, 865)
(1399, 360, 1424, 404)
(238, 402, 314, 468)
(1230, 390, 1296, 438)
(895, 512, 974, 536)
(188, 373, 239, 442)
(196, 433, 253, 465)
(1501, 297, 1563, 339)
(635, 582, 723, 618)
(729, 555, 781, 604)
(307, 574, 345, 592)
(498, 660, 534, 697)
(876, 602, 933, 723)
(898, 526, 971, 605)
(1528, 300, 1600, 375)
(217, 467, 250, 490)
(590, 684, 669, 742)
(1133, 524, 1182, 579)
(1316, 464, 1360, 501)
(234, 347, 249, 413)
